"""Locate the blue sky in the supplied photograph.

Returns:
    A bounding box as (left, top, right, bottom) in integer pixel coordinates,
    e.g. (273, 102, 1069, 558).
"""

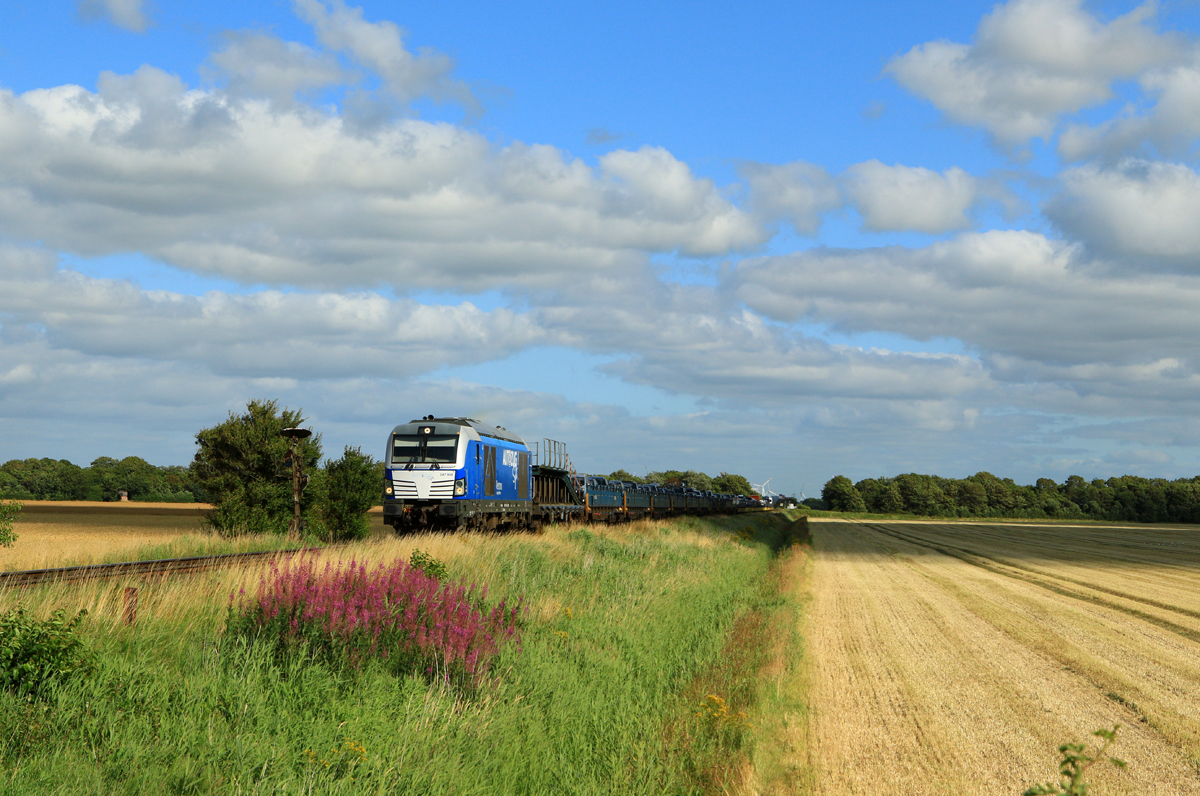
(5, 0, 1200, 495)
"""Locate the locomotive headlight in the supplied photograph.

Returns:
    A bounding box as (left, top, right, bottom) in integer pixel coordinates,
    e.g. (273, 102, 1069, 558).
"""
(454, 477, 467, 496)
(385, 485, 393, 496)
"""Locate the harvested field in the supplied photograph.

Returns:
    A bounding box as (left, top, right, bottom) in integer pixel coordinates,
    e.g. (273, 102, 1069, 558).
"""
(2, 501, 210, 571)
(1, 502, 392, 572)
(806, 520, 1200, 795)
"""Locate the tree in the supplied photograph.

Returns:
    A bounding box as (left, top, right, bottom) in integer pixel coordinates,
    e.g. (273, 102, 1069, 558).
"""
(712, 472, 755, 496)
(192, 400, 322, 537)
(607, 469, 643, 484)
(321, 447, 380, 541)
(822, 476, 866, 512)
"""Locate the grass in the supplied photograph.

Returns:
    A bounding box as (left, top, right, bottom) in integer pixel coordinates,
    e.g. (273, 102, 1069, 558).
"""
(0, 512, 807, 795)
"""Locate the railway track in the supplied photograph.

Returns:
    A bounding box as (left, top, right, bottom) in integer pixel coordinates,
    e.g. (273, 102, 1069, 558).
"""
(0, 547, 319, 588)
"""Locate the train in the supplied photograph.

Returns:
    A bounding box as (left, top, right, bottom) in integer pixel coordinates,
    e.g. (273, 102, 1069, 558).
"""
(381, 415, 762, 533)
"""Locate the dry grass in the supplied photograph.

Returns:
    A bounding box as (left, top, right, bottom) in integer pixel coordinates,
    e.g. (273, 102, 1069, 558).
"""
(0, 514, 725, 635)
(805, 521, 1200, 795)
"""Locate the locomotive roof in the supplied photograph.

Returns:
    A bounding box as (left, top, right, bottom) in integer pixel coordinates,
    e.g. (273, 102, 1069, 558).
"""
(393, 416, 526, 445)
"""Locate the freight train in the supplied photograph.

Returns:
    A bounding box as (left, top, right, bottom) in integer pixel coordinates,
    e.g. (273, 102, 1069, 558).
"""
(381, 416, 759, 533)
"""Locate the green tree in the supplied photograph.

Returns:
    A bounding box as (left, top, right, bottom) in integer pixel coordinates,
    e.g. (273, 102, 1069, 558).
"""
(321, 447, 380, 541)
(607, 469, 643, 484)
(192, 400, 322, 537)
(712, 472, 755, 496)
(822, 476, 866, 512)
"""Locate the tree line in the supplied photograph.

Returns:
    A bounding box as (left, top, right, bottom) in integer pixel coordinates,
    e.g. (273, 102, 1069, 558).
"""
(1, 400, 382, 542)
(820, 471, 1200, 523)
(0, 456, 201, 503)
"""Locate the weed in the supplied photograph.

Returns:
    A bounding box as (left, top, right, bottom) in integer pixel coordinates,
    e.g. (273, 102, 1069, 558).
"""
(1023, 725, 1125, 795)
(409, 548, 449, 582)
(0, 607, 92, 697)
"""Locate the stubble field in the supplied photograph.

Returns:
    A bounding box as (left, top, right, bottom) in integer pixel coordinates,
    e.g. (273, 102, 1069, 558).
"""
(805, 520, 1200, 795)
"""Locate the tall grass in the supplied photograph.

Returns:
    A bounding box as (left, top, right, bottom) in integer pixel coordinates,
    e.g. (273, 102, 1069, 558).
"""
(0, 514, 795, 795)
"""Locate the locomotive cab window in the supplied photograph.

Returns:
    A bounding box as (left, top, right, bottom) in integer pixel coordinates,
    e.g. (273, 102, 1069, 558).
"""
(391, 433, 459, 464)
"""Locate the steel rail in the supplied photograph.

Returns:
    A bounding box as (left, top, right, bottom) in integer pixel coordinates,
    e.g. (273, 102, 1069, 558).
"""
(0, 547, 322, 588)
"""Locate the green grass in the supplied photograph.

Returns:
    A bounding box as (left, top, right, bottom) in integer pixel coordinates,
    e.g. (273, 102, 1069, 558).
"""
(0, 514, 800, 795)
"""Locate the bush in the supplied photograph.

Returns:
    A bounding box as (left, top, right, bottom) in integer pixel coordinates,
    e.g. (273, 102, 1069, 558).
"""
(0, 499, 20, 547)
(410, 549, 449, 581)
(321, 446, 380, 541)
(227, 558, 521, 688)
(0, 608, 92, 697)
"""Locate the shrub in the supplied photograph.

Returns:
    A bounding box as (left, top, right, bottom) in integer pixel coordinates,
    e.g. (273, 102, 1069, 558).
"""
(0, 608, 92, 697)
(321, 446, 380, 541)
(409, 549, 448, 582)
(227, 557, 521, 687)
(0, 498, 19, 547)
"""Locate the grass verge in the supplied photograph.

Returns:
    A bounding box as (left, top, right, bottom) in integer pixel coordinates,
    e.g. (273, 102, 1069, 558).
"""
(0, 513, 809, 795)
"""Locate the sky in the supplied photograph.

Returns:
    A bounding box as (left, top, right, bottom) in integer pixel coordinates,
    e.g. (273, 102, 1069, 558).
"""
(4, 0, 1200, 496)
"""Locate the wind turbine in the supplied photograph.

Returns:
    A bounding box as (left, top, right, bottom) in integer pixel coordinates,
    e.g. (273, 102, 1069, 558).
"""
(751, 478, 775, 499)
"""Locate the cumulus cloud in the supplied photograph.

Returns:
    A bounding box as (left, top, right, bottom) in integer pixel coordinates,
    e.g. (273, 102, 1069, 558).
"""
(843, 161, 979, 234)
(730, 230, 1200, 399)
(207, 32, 354, 106)
(293, 0, 478, 113)
(77, 0, 150, 33)
(888, 0, 1188, 146)
(1059, 55, 1200, 160)
(739, 160, 841, 235)
(1045, 159, 1200, 266)
(0, 250, 549, 379)
(0, 79, 762, 292)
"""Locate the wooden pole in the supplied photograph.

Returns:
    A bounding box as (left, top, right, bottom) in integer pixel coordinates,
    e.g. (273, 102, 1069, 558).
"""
(123, 586, 138, 625)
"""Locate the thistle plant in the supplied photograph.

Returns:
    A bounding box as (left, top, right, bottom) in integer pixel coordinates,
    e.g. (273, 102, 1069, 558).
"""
(227, 557, 522, 687)
(1024, 726, 1125, 796)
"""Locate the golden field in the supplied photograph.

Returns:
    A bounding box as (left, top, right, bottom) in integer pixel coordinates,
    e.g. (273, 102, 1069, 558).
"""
(803, 520, 1200, 795)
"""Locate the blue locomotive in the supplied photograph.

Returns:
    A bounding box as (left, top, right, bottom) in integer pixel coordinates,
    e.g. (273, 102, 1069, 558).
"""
(382, 416, 534, 532)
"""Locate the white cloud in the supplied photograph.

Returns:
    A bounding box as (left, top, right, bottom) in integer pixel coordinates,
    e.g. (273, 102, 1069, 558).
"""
(1059, 55, 1200, 160)
(77, 0, 150, 33)
(207, 32, 354, 107)
(293, 0, 478, 113)
(1045, 159, 1200, 265)
(739, 160, 841, 235)
(888, 0, 1187, 146)
(0, 78, 762, 292)
(730, 230, 1200, 399)
(0, 251, 549, 380)
(843, 161, 979, 233)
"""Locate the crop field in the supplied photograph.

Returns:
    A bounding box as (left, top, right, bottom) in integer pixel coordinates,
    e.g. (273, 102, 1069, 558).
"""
(805, 520, 1200, 795)
(1, 502, 390, 571)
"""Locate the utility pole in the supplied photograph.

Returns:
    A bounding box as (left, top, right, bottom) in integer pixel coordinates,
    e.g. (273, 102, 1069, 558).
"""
(280, 427, 312, 539)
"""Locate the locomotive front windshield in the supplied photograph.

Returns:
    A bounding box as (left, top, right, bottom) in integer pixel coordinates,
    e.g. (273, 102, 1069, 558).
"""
(391, 434, 459, 464)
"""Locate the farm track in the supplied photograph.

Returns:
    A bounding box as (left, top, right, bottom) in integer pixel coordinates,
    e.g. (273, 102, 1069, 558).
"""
(0, 547, 318, 588)
(806, 520, 1200, 796)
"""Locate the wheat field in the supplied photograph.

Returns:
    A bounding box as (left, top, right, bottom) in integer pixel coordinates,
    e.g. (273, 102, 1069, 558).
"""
(806, 520, 1200, 795)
